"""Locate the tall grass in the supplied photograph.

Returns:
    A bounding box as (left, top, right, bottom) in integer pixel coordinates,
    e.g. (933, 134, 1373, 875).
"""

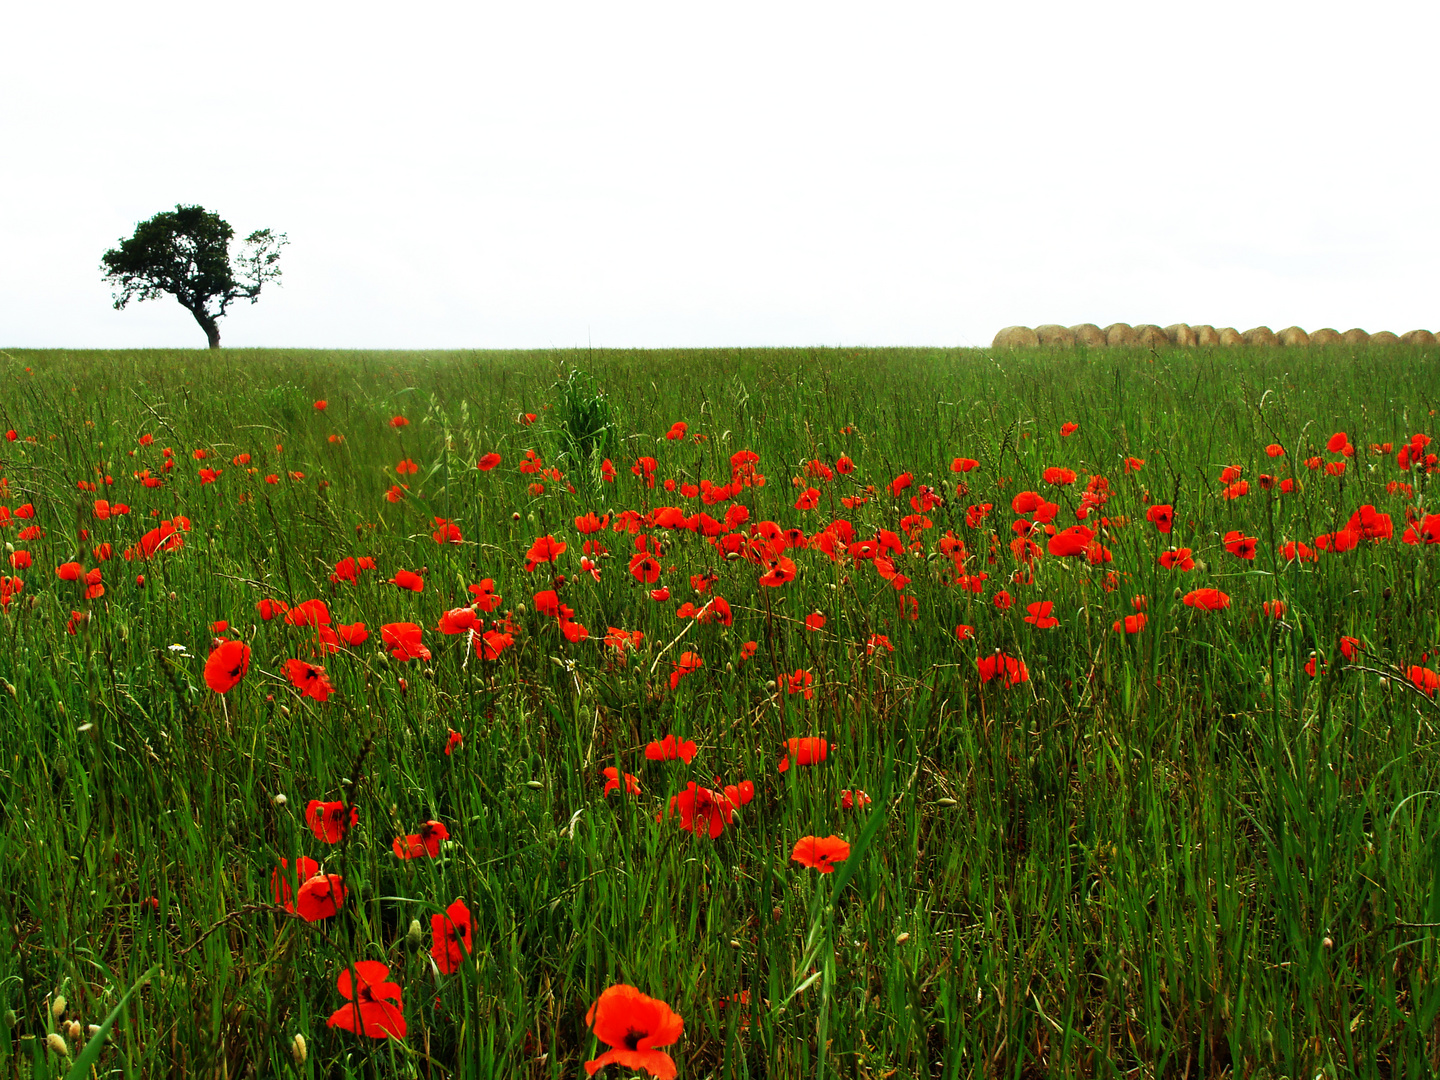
(0, 344, 1437, 1078)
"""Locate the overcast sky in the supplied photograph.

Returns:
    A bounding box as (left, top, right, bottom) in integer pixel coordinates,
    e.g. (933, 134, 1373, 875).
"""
(3, 1, 1437, 349)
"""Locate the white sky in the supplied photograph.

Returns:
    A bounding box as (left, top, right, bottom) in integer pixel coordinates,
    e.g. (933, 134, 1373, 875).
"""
(3, 1, 1437, 349)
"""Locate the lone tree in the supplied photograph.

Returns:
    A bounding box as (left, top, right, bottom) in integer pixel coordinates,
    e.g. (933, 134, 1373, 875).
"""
(101, 205, 287, 349)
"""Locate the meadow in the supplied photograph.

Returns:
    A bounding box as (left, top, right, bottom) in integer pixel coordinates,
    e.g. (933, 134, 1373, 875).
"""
(0, 342, 1438, 1079)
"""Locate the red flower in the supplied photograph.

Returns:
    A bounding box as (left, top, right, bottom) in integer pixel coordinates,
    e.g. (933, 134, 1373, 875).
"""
(56, 561, 82, 582)
(381, 622, 430, 661)
(285, 598, 331, 627)
(782, 668, 815, 698)
(739, 641, 758, 660)
(445, 728, 463, 755)
(791, 835, 852, 873)
(1265, 443, 1285, 457)
(285, 659, 335, 702)
(1182, 588, 1230, 611)
(1340, 636, 1362, 660)
(954, 624, 975, 641)
(314, 400, 327, 410)
(1158, 548, 1194, 571)
(1263, 600, 1287, 620)
(583, 985, 684, 1080)
(390, 416, 409, 428)
(866, 633, 894, 655)
(477, 630, 514, 660)
(669, 651, 703, 690)
(1223, 530, 1258, 560)
(1024, 600, 1059, 628)
(1047, 525, 1094, 557)
(431, 518, 463, 544)
(297, 871, 347, 922)
(645, 735, 698, 764)
(603, 767, 642, 796)
(992, 590, 1012, 611)
(1124, 456, 1144, 472)
(393, 820, 450, 859)
(889, 472, 913, 496)
(665, 782, 735, 839)
(840, 789, 871, 810)
(390, 568, 424, 592)
(269, 856, 319, 912)
(794, 487, 820, 511)
(326, 960, 405, 1039)
(805, 612, 826, 632)
(951, 457, 979, 472)
(629, 551, 662, 584)
(204, 640, 251, 694)
(337, 622, 368, 646)
(306, 800, 358, 844)
(1059, 422, 1078, 436)
(1409, 666, 1440, 697)
(778, 736, 828, 772)
(476, 452, 502, 471)
(977, 651, 1028, 686)
(431, 899, 472, 974)
(835, 455, 855, 475)
(1043, 466, 1077, 485)
(1326, 431, 1348, 453)
(1113, 613, 1148, 634)
(1145, 504, 1174, 534)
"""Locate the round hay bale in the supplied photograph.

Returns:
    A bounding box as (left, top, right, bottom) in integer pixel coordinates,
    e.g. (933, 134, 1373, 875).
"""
(1218, 327, 1245, 346)
(1134, 324, 1169, 348)
(992, 326, 1039, 349)
(1035, 324, 1076, 348)
(1242, 326, 1278, 347)
(1193, 325, 1221, 346)
(1369, 330, 1401, 346)
(1401, 329, 1437, 346)
(1277, 326, 1310, 347)
(1164, 323, 1198, 347)
(1104, 323, 1138, 347)
(1341, 328, 1370, 345)
(1069, 323, 1106, 347)
(1309, 328, 1342, 345)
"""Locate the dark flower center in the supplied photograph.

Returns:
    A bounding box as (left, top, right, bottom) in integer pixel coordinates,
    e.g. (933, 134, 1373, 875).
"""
(623, 1026, 649, 1051)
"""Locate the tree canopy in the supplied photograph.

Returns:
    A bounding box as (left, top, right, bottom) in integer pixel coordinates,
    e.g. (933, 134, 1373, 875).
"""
(101, 205, 286, 349)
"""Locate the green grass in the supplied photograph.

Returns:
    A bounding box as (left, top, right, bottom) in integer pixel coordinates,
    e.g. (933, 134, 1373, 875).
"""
(0, 343, 1438, 1078)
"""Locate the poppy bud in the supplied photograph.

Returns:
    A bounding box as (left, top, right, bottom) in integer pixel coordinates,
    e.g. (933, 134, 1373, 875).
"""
(273, 793, 287, 807)
(65, 1020, 82, 1042)
(1383, 587, 1392, 601)
(168, 592, 177, 601)
(290, 1033, 307, 1065)
(726, 662, 734, 673)
(516, 603, 528, 615)
(729, 938, 741, 948)
(87, 1023, 100, 1037)
(526, 780, 543, 789)
(1322, 936, 1333, 949)
(765, 680, 776, 692)
(895, 931, 911, 945)
(407, 918, 424, 951)
(511, 512, 521, 522)
(772, 906, 784, 922)
(424, 668, 435, 680)
(279, 706, 290, 718)
(46, 1033, 68, 1057)
(51, 995, 66, 1019)
(935, 797, 957, 807)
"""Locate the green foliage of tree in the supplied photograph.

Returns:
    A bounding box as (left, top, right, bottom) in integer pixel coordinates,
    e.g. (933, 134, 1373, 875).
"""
(100, 204, 287, 349)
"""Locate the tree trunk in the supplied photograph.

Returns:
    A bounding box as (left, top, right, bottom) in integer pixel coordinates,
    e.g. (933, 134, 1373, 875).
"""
(188, 306, 221, 349)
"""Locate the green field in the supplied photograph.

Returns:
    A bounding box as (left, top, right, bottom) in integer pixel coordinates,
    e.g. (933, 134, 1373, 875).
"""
(1, 344, 1438, 1079)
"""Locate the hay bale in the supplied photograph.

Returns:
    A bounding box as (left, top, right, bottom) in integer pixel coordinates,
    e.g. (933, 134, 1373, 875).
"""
(1069, 323, 1107, 347)
(1369, 330, 1400, 346)
(1164, 323, 1198, 347)
(1104, 323, 1137, 346)
(1134, 324, 1170, 348)
(1193, 325, 1221, 346)
(1401, 329, 1437, 346)
(992, 326, 1039, 349)
(1035, 324, 1076, 348)
(1218, 327, 1244, 346)
(1341, 328, 1370, 345)
(1242, 326, 1278, 347)
(1277, 326, 1310, 347)
(1309, 328, 1342, 345)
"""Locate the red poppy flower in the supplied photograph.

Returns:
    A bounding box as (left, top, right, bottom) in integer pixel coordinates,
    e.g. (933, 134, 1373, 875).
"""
(286, 659, 335, 702)
(992, 590, 1012, 611)
(1263, 600, 1287, 619)
(1326, 431, 1348, 453)
(56, 561, 82, 582)
(477, 629, 514, 660)
(393, 820, 450, 859)
(645, 734, 698, 764)
(476, 452, 502, 471)
(285, 598, 331, 627)
(381, 622, 430, 661)
(1182, 588, 1230, 611)
(791, 834, 852, 873)
(758, 555, 796, 587)
(1280, 540, 1318, 563)
(1265, 443, 1285, 457)
(1059, 422, 1078, 436)
(665, 782, 735, 839)
(1409, 666, 1440, 697)
(1113, 613, 1148, 634)
(337, 622, 368, 646)
(840, 789, 871, 810)
(270, 856, 320, 912)
(955, 624, 976, 641)
(297, 871, 347, 923)
(803, 612, 826, 633)
(437, 607, 479, 635)
(204, 640, 251, 694)
(428, 898, 472, 975)
(1043, 466, 1077, 485)
(1023, 600, 1059, 628)
(1124, 456, 1144, 472)
(669, 651, 703, 690)
(782, 668, 815, 698)
(977, 651, 1028, 686)
(739, 641, 758, 661)
(603, 767, 642, 796)
(445, 728, 463, 755)
(388, 568, 424, 592)
(1340, 636, 1362, 660)
(1047, 525, 1095, 557)
(723, 779, 755, 806)
(1158, 547, 1195, 570)
(1145, 504, 1174, 534)
(794, 487, 820, 511)
(431, 518, 462, 544)
(390, 416, 409, 428)
(889, 473, 913, 497)
(326, 960, 404, 1039)
(1223, 530, 1258, 560)
(778, 736, 828, 772)
(1306, 654, 1326, 677)
(306, 799, 358, 843)
(951, 457, 979, 472)
(866, 634, 894, 655)
(583, 985, 684, 1080)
